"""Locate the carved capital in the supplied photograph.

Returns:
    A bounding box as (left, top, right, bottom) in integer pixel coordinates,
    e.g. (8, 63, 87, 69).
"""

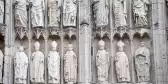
(32, 26, 44, 39)
(48, 26, 61, 36)
(96, 26, 108, 38)
(64, 27, 77, 38)
(15, 26, 28, 39)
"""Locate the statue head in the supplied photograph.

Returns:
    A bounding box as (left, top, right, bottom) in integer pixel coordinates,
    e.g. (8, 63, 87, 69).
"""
(117, 40, 124, 52)
(98, 40, 105, 50)
(140, 42, 145, 47)
(19, 46, 24, 52)
(34, 41, 40, 51)
(51, 41, 57, 51)
(68, 44, 73, 51)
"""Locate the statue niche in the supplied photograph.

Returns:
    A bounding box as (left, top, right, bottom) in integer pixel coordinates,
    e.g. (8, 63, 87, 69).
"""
(14, 46, 28, 84)
(64, 44, 77, 84)
(92, 0, 109, 27)
(114, 40, 130, 83)
(30, 41, 44, 83)
(133, 0, 150, 27)
(63, 0, 77, 27)
(96, 40, 109, 84)
(48, 41, 60, 83)
(113, 0, 127, 28)
(48, 0, 61, 28)
(135, 42, 151, 83)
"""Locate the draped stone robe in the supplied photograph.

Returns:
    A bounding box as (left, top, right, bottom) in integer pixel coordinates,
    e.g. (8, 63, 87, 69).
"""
(96, 50, 109, 83)
(115, 52, 130, 83)
(135, 46, 150, 82)
(14, 51, 28, 84)
(31, 51, 44, 83)
(93, 0, 109, 27)
(113, 0, 127, 28)
(48, 51, 60, 83)
(64, 50, 77, 83)
(15, 0, 27, 28)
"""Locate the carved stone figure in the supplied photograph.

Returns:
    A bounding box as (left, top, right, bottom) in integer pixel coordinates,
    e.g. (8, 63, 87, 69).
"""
(63, 0, 77, 27)
(48, 0, 61, 27)
(133, 0, 149, 27)
(48, 41, 60, 83)
(31, 41, 44, 83)
(92, 0, 109, 27)
(14, 0, 27, 28)
(30, 0, 44, 27)
(14, 46, 28, 84)
(0, 50, 3, 83)
(0, 0, 4, 23)
(113, 0, 127, 28)
(135, 42, 150, 83)
(64, 44, 77, 84)
(115, 41, 130, 83)
(96, 40, 109, 84)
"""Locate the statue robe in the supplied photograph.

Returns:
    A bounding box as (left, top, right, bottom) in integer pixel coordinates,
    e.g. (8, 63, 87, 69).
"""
(48, 51, 60, 83)
(14, 51, 28, 83)
(114, 0, 127, 28)
(135, 46, 150, 82)
(0, 50, 3, 83)
(31, 0, 44, 27)
(96, 50, 109, 82)
(31, 51, 44, 83)
(15, 0, 27, 28)
(93, 0, 109, 26)
(133, 0, 149, 26)
(115, 52, 130, 82)
(64, 50, 77, 83)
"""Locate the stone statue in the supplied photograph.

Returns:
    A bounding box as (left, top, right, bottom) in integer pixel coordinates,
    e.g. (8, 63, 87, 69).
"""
(64, 44, 77, 84)
(31, 41, 44, 83)
(0, 0, 4, 23)
(115, 41, 130, 83)
(0, 50, 3, 83)
(30, 0, 44, 27)
(48, 0, 61, 27)
(113, 0, 127, 28)
(133, 0, 149, 27)
(14, 46, 28, 84)
(14, 0, 27, 28)
(48, 41, 60, 83)
(63, 0, 77, 27)
(92, 0, 109, 27)
(96, 40, 109, 84)
(135, 42, 150, 83)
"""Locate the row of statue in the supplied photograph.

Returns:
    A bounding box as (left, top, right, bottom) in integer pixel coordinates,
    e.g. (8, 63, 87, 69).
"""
(12, 40, 151, 84)
(11, 0, 150, 29)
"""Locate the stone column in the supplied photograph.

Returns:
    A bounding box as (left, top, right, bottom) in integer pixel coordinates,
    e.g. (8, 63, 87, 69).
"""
(78, 0, 92, 84)
(3, 0, 14, 83)
(152, 0, 168, 83)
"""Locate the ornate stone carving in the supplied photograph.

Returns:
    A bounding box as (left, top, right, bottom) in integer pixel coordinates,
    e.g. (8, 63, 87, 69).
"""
(48, 0, 61, 28)
(135, 42, 151, 83)
(113, 0, 127, 28)
(14, 0, 28, 39)
(30, 0, 44, 28)
(31, 41, 44, 83)
(64, 44, 77, 84)
(14, 46, 28, 84)
(115, 41, 130, 83)
(0, 50, 3, 83)
(48, 41, 60, 83)
(133, 0, 149, 27)
(92, 0, 109, 27)
(63, 0, 77, 27)
(0, 0, 4, 24)
(96, 40, 109, 84)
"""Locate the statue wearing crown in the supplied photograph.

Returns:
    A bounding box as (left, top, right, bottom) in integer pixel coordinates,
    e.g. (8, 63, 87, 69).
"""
(31, 41, 44, 83)
(96, 40, 109, 84)
(48, 41, 60, 83)
(115, 41, 130, 83)
(64, 44, 77, 84)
